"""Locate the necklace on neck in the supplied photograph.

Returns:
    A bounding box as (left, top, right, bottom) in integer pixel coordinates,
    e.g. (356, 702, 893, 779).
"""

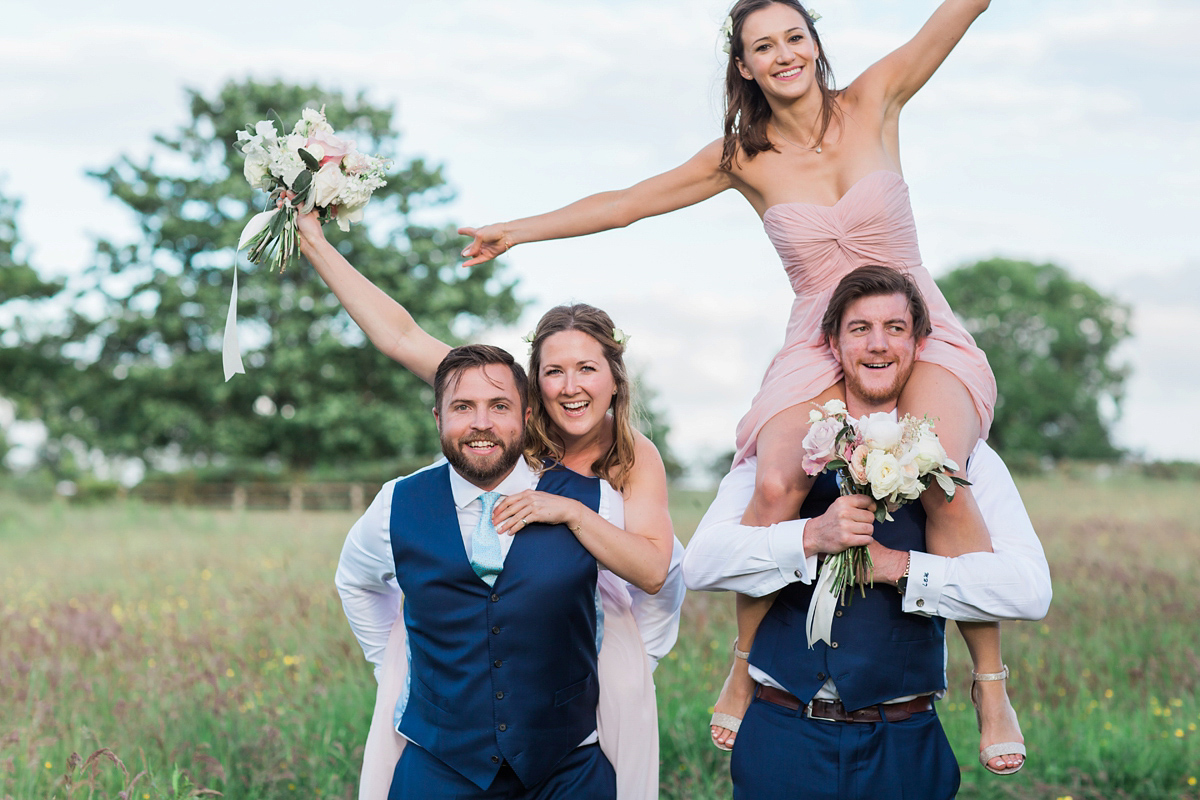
(771, 122, 823, 154)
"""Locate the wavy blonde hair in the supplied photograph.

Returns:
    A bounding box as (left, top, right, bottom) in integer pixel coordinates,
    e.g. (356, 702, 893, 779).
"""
(524, 304, 637, 492)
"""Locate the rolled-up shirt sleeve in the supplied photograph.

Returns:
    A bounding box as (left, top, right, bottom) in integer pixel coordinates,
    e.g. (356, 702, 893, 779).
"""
(682, 458, 819, 596)
(335, 479, 403, 680)
(903, 442, 1052, 622)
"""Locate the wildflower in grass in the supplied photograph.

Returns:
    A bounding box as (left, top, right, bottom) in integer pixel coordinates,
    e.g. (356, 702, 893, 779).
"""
(1188, 776, 1197, 786)
(1176, 729, 1185, 738)
(226, 668, 235, 677)
(44, 761, 52, 769)
(1105, 688, 1114, 698)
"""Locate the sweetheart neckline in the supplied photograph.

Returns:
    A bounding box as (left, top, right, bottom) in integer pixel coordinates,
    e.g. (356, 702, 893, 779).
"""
(762, 170, 906, 219)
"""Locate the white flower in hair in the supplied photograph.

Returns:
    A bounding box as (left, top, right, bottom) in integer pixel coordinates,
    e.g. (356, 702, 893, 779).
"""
(720, 15, 734, 54)
(612, 328, 630, 345)
(807, 7, 822, 22)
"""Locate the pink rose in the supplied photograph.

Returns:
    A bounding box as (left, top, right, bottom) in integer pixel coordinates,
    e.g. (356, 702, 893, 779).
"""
(847, 444, 870, 485)
(306, 129, 353, 166)
(802, 416, 841, 476)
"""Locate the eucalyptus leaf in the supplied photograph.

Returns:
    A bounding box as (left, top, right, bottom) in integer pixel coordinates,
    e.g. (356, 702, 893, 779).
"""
(298, 148, 320, 171)
(292, 170, 313, 193)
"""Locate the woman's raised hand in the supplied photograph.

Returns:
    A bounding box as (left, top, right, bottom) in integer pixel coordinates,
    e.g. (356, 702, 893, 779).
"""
(457, 224, 514, 267)
(277, 191, 326, 246)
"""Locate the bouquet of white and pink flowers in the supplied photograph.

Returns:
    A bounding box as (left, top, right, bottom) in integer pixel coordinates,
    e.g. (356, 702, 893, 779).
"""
(801, 398, 970, 646)
(223, 107, 390, 381)
(235, 107, 390, 272)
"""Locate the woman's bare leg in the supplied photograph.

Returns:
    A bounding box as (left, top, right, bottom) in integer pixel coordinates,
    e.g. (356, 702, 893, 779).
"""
(710, 384, 845, 749)
(899, 363, 1025, 774)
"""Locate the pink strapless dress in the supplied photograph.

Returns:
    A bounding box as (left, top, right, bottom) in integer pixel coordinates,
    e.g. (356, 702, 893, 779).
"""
(732, 170, 996, 465)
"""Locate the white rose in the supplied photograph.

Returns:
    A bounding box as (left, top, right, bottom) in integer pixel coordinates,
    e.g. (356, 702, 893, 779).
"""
(897, 455, 923, 500)
(858, 413, 904, 452)
(864, 451, 903, 499)
(254, 120, 279, 140)
(312, 162, 348, 209)
(913, 428, 949, 474)
(243, 154, 272, 191)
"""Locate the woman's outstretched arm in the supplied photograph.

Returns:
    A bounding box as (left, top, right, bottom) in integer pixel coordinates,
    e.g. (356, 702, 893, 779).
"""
(853, 0, 991, 112)
(459, 139, 734, 266)
(296, 209, 450, 386)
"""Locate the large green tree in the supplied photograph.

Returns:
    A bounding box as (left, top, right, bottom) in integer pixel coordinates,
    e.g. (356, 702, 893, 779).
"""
(0, 184, 66, 472)
(4, 80, 522, 474)
(938, 258, 1131, 461)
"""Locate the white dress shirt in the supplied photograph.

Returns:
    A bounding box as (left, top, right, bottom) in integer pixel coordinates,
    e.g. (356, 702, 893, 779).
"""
(682, 438, 1053, 698)
(683, 441, 1052, 620)
(336, 456, 686, 677)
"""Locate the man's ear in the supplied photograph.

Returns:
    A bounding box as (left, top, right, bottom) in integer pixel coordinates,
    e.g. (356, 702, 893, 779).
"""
(524, 405, 532, 425)
(914, 335, 928, 360)
(829, 336, 843, 367)
(432, 408, 441, 432)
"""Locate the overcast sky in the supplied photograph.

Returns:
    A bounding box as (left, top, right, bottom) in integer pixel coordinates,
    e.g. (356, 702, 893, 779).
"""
(4, 0, 1198, 474)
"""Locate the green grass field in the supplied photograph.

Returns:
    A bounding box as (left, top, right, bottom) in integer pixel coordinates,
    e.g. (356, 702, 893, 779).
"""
(3, 474, 1199, 799)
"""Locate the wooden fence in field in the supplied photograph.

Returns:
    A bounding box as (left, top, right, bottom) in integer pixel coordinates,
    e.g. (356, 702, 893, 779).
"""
(131, 481, 383, 513)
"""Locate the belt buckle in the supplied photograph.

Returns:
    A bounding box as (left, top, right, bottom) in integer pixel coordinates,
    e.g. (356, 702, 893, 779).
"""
(804, 702, 838, 723)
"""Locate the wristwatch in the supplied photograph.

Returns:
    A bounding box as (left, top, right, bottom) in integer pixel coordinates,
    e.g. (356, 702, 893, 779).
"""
(896, 553, 911, 596)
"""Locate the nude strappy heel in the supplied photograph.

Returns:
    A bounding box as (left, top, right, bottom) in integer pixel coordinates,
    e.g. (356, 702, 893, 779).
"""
(710, 638, 751, 751)
(971, 665, 1027, 775)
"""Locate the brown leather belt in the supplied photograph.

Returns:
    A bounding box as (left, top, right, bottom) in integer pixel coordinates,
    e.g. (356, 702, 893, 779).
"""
(755, 685, 934, 723)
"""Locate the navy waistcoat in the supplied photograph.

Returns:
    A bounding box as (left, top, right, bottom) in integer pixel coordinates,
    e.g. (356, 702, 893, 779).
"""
(389, 462, 602, 790)
(750, 471, 946, 711)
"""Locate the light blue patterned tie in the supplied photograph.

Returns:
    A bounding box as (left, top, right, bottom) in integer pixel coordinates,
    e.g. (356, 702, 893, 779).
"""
(470, 491, 504, 586)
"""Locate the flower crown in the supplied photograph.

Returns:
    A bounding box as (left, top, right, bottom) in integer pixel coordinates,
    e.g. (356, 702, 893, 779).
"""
(721, 6, 821, 55)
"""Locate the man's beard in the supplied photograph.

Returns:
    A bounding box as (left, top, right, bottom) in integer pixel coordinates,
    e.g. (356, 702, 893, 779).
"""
(843, 363, 914, 408)
(441, 431, 524, 485)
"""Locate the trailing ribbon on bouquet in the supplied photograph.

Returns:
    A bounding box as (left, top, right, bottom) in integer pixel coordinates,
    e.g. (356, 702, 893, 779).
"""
(223, 266, 246, 382)
(799, 400, 970, 648)
(805, 560, 842, 647)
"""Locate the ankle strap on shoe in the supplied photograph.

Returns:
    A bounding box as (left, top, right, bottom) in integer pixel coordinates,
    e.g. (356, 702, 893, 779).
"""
(972, 665, 1010, 682)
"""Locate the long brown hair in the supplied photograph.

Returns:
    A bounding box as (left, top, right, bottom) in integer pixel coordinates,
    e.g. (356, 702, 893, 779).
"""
(720, 0, 840, 171)
(525, 304, 637, 491)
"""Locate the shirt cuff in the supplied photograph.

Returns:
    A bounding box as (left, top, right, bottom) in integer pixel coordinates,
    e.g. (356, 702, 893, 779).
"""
(767, 519, 819, 585)
(903, 551, 947, 616)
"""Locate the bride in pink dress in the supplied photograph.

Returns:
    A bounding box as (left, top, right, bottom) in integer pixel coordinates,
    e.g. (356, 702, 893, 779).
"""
(461, 0, 1025, 776)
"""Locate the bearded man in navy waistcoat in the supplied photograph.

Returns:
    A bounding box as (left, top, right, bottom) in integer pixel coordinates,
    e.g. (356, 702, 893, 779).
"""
(336, 344, 617, 800)
(684, 266, 1052, 799)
